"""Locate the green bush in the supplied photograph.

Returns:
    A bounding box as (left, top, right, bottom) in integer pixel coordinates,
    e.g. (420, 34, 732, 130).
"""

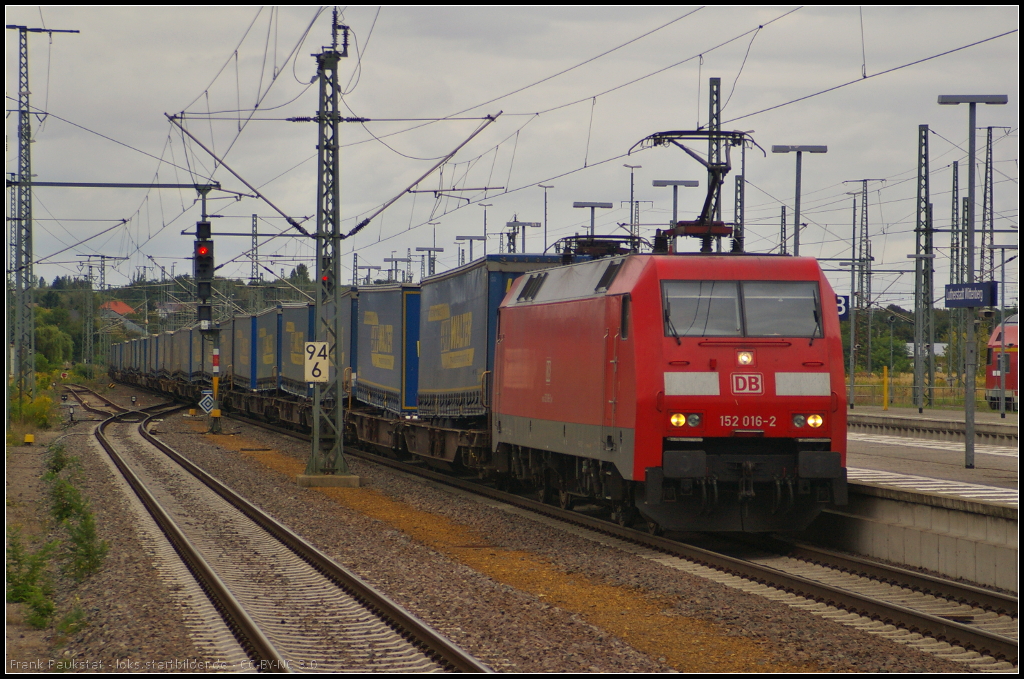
(49, 477, 85, 523)
(62, 510, 108, 581)
(42, 444, 108, 582)
(9, 393, 55, 430)
(45, 443, 72, 476)
(5, 526, 57, 629)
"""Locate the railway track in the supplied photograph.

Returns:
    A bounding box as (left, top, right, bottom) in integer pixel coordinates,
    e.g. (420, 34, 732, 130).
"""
(223, 410, 1018, 668)
(71, 387, 489, 673)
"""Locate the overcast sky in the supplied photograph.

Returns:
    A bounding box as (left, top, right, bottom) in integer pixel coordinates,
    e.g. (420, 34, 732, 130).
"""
(6, 6, 1019, 310)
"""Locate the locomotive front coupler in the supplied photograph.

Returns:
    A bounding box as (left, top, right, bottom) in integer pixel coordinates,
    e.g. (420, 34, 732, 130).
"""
(739, 461, 756, 500)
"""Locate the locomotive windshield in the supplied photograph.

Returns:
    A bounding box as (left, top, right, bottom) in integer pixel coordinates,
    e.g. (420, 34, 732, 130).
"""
(662, 281, 741, 337)
(662, 280, 822, 338)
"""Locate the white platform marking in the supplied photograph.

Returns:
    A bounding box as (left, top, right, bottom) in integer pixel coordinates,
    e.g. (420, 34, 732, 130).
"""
(847, 467, 1018, 508)
(848, 432, 1019, 459)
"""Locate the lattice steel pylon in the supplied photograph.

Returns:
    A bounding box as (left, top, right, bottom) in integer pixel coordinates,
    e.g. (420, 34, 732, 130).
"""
(855, 181, 871, 373)
(707, 77, 722, 251)
(948, 162, 964, 386)
(8, 24, 78, 403)
(7, 173, 17, 397)
(847, 178, 885, 373)
(980, 126, 995, 282)
(913, 125, 935, 408)
(83, 266, 94, 365)
(306, 11, 350, 476)
(12, 26, 36, 400)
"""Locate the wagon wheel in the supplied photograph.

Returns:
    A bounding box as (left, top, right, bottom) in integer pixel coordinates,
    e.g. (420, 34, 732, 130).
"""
(539, 470, 557, 505)
(612, 502, 638, 528)
(645, 518, 663, 536)
(557, 489, 574, 511)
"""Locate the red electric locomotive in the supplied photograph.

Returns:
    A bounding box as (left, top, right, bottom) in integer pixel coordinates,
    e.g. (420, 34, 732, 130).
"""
(492, 253, 848, 532)
(985, 314, 1018, 411)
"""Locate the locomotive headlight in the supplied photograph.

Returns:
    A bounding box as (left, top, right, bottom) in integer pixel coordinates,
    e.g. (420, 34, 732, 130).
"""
(807, 414, 823, 428)
(670, 413, 687, 427)
(737, 351, 754, 366)
(686, 413, 701, 427)
(792, 414, 806, 427)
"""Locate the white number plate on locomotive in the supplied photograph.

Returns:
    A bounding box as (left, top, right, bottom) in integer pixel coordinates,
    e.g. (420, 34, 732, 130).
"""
(719, 415, 778, 428)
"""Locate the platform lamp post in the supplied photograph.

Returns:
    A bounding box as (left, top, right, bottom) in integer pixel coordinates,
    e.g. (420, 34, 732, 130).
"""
(653, 180, 699, 252)
(573, 202, 614, 237)
(539, 186, 553, 252)
(456, 235, 486, 262)
(772, 145, 827, 256)
(356, 264, 381, 285)
(383, 257, 410, 283)
(938, 94, 1008, 468)
(415, 247, 443, 276)
(908, 253, 937, 412)
(987, 244, 1017, 418)
(506, 219, 541, 254)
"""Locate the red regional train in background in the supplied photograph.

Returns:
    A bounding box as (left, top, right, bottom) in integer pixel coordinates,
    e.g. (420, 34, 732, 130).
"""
(985, 314, 1018, 411)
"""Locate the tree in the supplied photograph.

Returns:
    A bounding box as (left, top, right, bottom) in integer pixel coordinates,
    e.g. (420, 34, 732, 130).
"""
(40, 290, 61, 309)
(35, 324, 74, 368)
(288, 264, 311, 286)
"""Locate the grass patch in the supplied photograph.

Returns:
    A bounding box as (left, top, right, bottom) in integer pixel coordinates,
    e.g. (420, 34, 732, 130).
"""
(56, 604, 89, 637)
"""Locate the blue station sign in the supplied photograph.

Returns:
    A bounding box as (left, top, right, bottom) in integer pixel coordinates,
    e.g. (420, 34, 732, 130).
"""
(944, 282, 997, 308)
(835, 295, 850, 321)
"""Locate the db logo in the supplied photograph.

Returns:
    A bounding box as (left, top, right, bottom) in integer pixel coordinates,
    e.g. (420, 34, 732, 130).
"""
(731, 373, 764, 395)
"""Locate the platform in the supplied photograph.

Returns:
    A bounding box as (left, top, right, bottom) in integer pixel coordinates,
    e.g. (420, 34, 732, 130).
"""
(846, 404, 1017, 445)
(819, 412, 1019, 591)
(808, 471, 1017, 591)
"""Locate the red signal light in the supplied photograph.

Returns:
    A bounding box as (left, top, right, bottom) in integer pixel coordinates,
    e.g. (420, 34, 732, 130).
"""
(197, 245, 210, 256)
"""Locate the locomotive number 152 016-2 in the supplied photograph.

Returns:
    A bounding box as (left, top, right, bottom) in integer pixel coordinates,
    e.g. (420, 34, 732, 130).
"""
(720, 415, 777, 427)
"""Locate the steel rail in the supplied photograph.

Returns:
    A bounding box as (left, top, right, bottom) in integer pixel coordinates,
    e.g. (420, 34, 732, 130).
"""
(138, 415, 490, 673)
(333, 442, 1018, 664)
(763, 538, 1017, 615)
(95, 409, 288, 671)
(77, 385, 486, 670)
(108, 389, 1017, 664)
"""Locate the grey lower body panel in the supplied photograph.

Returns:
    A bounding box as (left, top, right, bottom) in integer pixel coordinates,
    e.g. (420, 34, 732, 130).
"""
(493, 413, 636, 481)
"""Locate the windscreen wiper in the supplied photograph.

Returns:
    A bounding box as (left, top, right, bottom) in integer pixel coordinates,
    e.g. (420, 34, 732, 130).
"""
(664, 305, 682, 345)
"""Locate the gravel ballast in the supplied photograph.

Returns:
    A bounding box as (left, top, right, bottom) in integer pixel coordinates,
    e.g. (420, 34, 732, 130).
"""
(6, 387, 984, 672)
